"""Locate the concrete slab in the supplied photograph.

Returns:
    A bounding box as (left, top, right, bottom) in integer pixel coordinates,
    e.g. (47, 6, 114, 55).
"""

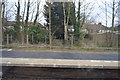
(0, 58, 119, 69)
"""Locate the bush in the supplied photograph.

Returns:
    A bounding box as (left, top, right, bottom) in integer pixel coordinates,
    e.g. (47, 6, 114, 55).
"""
(84, 34, 92, 40)
(52, 39, 63, 47)
(28, 26, 47, 44)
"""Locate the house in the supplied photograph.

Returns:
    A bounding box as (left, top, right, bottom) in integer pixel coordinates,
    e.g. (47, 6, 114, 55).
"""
(27, 22, 43, 27)
(3, 20, 44, 31)
(114, 25, 120, 34)
(2, 21, 16, 30)
(82, 23, 111, 34)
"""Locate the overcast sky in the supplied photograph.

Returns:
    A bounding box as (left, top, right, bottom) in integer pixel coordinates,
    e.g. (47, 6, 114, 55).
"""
(6, 0, 120, 27)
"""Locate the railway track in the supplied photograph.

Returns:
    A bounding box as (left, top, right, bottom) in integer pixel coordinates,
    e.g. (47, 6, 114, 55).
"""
(1, 66, 120, 80)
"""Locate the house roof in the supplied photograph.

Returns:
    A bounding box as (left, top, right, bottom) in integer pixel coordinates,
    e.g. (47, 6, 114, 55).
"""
(3, 21, 43, 27)
(3, 21, 16, 26)
(82, 23, 109, 31)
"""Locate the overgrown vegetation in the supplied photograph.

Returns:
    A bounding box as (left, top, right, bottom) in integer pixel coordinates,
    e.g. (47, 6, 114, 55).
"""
(1, 0, 119, 49)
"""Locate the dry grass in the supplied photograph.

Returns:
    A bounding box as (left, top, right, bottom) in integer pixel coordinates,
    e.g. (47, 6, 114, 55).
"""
(4, 43, 118, 53)
(12, 47, 118, 53)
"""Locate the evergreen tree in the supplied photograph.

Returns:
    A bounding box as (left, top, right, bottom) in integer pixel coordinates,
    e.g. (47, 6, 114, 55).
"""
(44, 2, 64, 39)
(44, 2, 76, 39)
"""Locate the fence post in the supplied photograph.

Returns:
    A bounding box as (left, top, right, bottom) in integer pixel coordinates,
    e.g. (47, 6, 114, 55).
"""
(7, 34, 9, 45)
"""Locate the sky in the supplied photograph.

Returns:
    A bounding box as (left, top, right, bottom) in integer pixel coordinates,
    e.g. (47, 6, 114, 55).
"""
(4, 0, 120, 27)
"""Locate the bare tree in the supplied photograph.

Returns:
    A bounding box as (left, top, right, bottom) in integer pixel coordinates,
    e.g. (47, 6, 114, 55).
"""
(0, 1, 2, 46)
(48, 2, 52, 49)
(21, 0, 26, 44)
(1, 0, 16, 44)
(2, 0, 5, 43)
(95, 0, 119, 47)
(33, 0, 40, 25)
(112, 0, 115, 28)
(2, 0, 5, 24)
(25, 0, 30, 44)
(15, 0, 21, 43)
(63, 2, 68, 43)
(25, 0, 30, 27)
(66, 3, 71, 25)
(30, 8, 35, 22)
(118, 1, 120, 25)
(104, 0, 109, 47)
(111, 0, 116, 47)
(105, 0, 108, 27)
(63, 2, 71, 44)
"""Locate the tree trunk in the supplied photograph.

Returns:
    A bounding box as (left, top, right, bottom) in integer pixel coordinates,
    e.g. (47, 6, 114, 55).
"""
(26, 34, 29, 45)
(21, 1, 26, 44)
(10, 35, 12, 43)
(111, 0, 115, 47)
(30, 10, 35, 22)
(33, 0, 40, 25)
(32, 34, 34, 44)
(48, 3, 52, 49)
(21, 30, 25, 44)
(63, 3, 68, 44)
(112, 0, 115, 28)
(2, 0, 5, 27)
(78, 1, 81, 40)
(66, 3, 70, 25)
(25, 0, 30, 44)
(105, 0, 108, 47)
(71, 34, 74, 48)
(15, 0, 21, 44)
(0, 2, 2, 46)
(7, 34, 9, 45)
(25, 0, 30, 27)
(74, 1, 81, 41)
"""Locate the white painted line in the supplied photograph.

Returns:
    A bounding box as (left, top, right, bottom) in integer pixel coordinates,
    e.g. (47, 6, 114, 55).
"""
(0, 49, 13, 51)
(112, 61, 118, 63)
(90, 60, 119, 63)
(7, 49, 12, 51)
(20, 58, 29, 60)
(7, 62, 11, 64)
(104, 61, 111, 63)
(90, 60, 102, 62)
